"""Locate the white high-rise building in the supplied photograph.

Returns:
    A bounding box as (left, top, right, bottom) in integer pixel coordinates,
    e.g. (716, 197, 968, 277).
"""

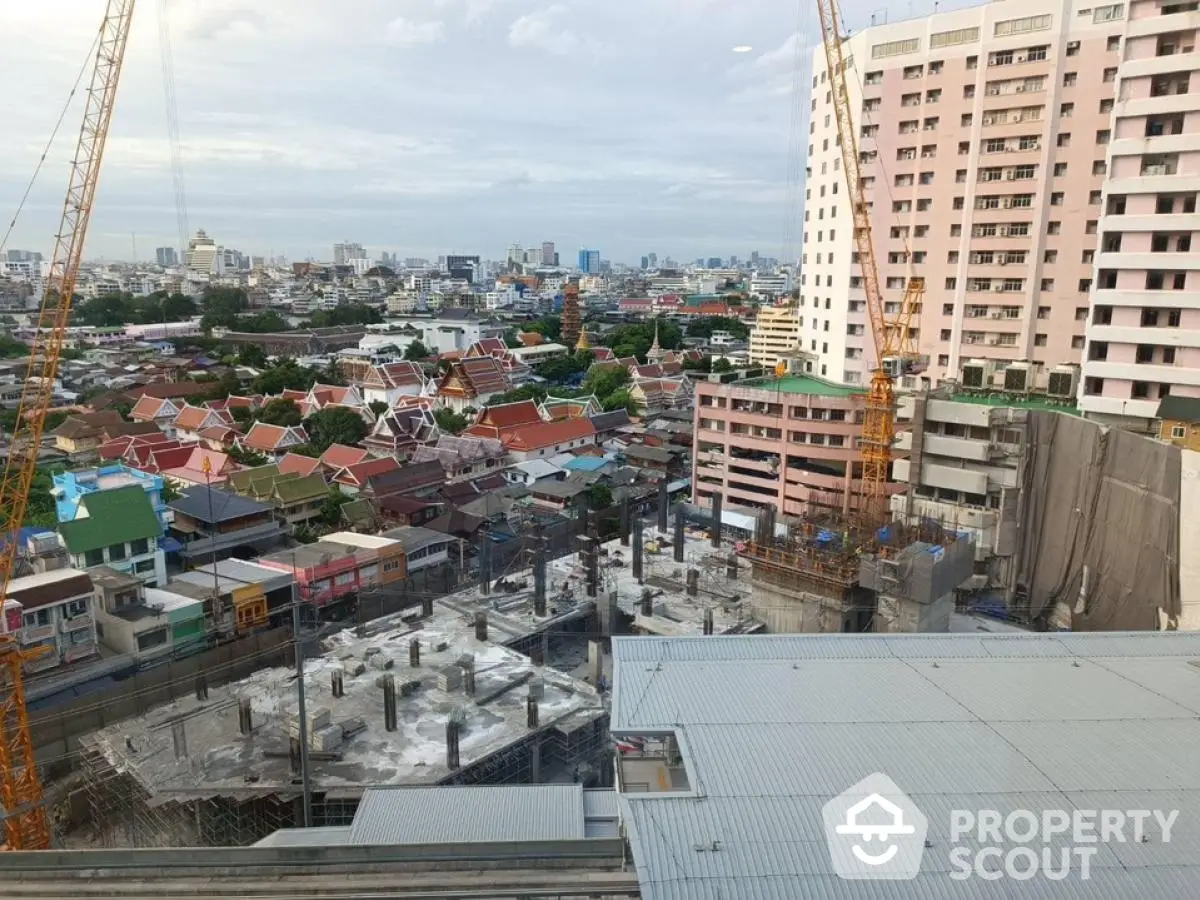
(803, 0, 1128, 386)
(186, 230, 218, 274)
(1079, 0, 1200, 429)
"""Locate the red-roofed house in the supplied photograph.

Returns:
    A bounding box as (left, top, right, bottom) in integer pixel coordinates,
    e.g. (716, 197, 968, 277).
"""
(364, 402, 441, 460)
(121, 438, 186, 469)
(502, 417, 596, 463)
(98, 432, 174, 461)
(241, 422, 308, 460)
(464, 399, 544, 440)
(629, 377, 693, 413)
(332, 456, 402, 495)
(173, 404, 233, 442)
(197, 424, 241, 451)
(129, 395, 182, 431)
(319, 444, 370, 473)
(435, 357, 513, 413)
(464, 339, 531, 385)
(207, 395, 261, 413)
(278, 453, 323, 478)
(358, 362, 427, 408)
(158, 447, 240, 487)
(590, 347, 616, 362)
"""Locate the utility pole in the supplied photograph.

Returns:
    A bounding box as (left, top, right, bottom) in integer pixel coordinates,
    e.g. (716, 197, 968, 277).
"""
(291, 555, 313, 827)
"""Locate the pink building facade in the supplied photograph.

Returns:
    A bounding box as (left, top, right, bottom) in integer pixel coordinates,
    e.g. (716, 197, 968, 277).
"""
(1080, 0, 1200, 426)
(803, 0, 1128, 387)
(693, 374, 890, 517)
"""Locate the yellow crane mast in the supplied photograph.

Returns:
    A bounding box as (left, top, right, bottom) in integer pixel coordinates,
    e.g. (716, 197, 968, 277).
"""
(0, 0, 136, 850)
(815, 0, 925, 521)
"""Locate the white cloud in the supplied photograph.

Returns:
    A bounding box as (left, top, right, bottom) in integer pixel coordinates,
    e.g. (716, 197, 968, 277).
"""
(384, 16, 446, 47)
(508, 5, 579, 56)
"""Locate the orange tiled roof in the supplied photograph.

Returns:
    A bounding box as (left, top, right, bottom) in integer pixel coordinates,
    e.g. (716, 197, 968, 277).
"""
(504, 417, 595, 452)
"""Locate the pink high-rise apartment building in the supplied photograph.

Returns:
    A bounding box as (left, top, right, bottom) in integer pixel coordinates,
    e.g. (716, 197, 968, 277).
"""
(803, 0, 1128, 388)
(1080, 0, 1200, 427)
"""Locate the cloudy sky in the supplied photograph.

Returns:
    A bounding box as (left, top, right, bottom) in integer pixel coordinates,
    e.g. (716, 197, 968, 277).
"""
(1, 0, 953, 265)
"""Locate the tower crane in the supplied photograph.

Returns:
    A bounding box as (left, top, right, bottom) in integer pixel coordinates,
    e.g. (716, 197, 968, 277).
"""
(0, 0, 136, 850)
(815, 0, 925, 521)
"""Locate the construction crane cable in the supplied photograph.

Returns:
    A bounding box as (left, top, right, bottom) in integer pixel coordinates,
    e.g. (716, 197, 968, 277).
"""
(0, 29, 102, 258)
(157, 0, 189, 255)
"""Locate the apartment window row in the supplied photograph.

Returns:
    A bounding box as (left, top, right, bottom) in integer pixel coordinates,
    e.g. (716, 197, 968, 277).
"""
(891, 199, 933, 213)
(961, 305, 1023, 319)
(931, 26, 980, 48)
(988, 45, 1048, 67)
(961, 250, 1027, 265)
(894, 171, 936, 187)
(965, 278, 1025, 293)
(967, 193, 1034, 210)
(980, 105, 1042, 127)
(984, 75, 1045, 96)
(977, 164, 1037, 183)
(971, 222, 1031, 238)
(961, 331, 1020, 347)
(1107, 194, 1198, 217)
(994, 14, 1051, 36)
(1091, 3, 1125, 22)
(872, 37, 920, 59)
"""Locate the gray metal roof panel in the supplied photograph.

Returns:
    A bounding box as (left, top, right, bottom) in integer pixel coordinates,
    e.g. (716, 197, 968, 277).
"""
(614, 633, 1200, 900)
(347, 784, 585, 845)
(254, 825, 352, 847)
(582, 789, 620, 820)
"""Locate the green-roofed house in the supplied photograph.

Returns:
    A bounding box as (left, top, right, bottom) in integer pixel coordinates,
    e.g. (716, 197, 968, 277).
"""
(227, 462, 326, 531)
(58, 485, 168, 587)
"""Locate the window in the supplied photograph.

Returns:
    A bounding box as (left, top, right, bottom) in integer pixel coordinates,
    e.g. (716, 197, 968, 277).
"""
(84, 549, 104, 567)
(1057, 133, 1071, 148)
(1106, 36, 1120, 51)
(1066, 40, 1080, 56)
(1051, 192, 1064, 206)
(130, 538, 149, 556)
(873, 38, 920, 58)
(930, 60, 944, 74)
(1173, 425, 1188, 439)
(1099, 98, 1113, 113)
(926, 89, 942, 103)
(1092, 160, 1107, 175)
(961, 113, 974, 127)
(1089, 190, 1103, 204)
(1079, 278, 1093, 292)
(1044, 250, 1058, 263)
(108, 543, 128, 561)
(1096, 129, 1110, 144)
(964, 84, 976, 98)
(931, 26, 980, 48)
(1053, 163, 1067, 176)
(1064, 72, 1077, 86)
(1093, 3, 1125, 22)
(1061, 102, 1074, 117)
(994, 14, 1052, 35)
(1103, 67, 1117, 83)
(904, 65, 924, 80)
(1048, 221, 1061, 234)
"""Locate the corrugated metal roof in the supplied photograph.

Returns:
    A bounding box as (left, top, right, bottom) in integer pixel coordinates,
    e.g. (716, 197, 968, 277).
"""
(254, 825, 352, 847)
(613, 632, 1200, 900)
(347, 784, 585, 845)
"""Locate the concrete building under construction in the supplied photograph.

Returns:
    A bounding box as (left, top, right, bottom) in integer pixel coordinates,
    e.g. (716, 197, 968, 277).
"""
(77, 597, 609, 848)
(739, 504, 974, 634)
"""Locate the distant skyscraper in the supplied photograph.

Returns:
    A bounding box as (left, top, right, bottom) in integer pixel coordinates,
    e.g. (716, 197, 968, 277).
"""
(541, 241, 556, 266)
(640, 256, 649, 270)
(751, 250, 760, 267)
(707, 257, 721, 269)
(730, 255, 739, 267)
(155, 247, 178, 267)
(647, 252, 657, 268)
(577, 249, 600, 274)
(446, 254, 481, 284)
(334, 242, 366, 266)
(186, 230, 217, 273)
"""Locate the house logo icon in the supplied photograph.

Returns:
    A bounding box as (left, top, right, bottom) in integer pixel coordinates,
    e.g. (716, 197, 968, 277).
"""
(822, 773, 928, 880)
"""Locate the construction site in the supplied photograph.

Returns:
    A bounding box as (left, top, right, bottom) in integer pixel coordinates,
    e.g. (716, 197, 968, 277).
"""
(76, 596, 609, 849)
(738, 499, 976, 635)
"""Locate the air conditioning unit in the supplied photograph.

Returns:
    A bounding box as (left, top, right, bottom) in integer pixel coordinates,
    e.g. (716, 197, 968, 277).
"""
(1003, 361, 1035, 393)
(999, 227, 1011, 237)
(1046, 364, 1080, 399)
(1015, 85, 1026, 93)
(1015, 54, 1027, 63)
(960, 358, 996, 389)
(998, 258, 1008, 266)
(991, 311, 1004, 318)
(993, 284, 1006, 292)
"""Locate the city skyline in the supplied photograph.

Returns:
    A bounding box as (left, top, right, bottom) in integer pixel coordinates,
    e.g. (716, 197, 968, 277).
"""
(0, 0, 966, 263)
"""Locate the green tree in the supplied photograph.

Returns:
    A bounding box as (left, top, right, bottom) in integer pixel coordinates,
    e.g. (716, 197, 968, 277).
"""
(303, 304, 382, 328)
(258, 398, 303, 427)
(503, 329, 523, 349)
(229, 406, 254, 425)
(404, 340, 430, 361)
(525, 315, 561, 342)
(584, 483, 613, 511)
(252, 359, 319, 395)
(602, 389, 633, 413)
(0, 335, 29, 358)
(583, 365, 630, 401)
(237, 310, 290, 334)
(603, 317, 683, 359)
(200, 286, 250, 331)
(161, 480, 183, 503)
(319, 486, 351, 526)
(712, 357, 734, 373)
(238, 344, 268, 368)
(682, 357, 712, 374)
(303, 406, 369, 454)
(487, 384, 549, 407)
(535, 351, 591, 384)
(227, 444, 269, 467)
(433, 407, 468, 435)
(368, 400, 390, 418)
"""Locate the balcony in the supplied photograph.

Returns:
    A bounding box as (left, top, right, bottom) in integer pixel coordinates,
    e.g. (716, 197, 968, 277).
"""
(60, 614, 92, 632)
(21, 624, 55, 644)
